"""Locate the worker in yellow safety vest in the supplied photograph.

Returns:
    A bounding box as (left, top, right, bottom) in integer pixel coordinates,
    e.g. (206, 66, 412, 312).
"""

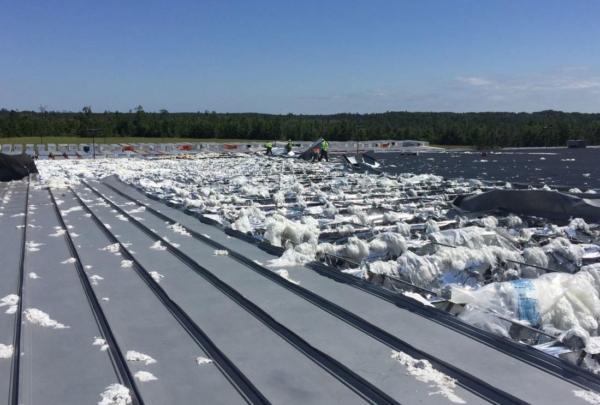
(319, 139, 329, 162)
(285, 139, 293, 154)
(265, 141, 273, 156)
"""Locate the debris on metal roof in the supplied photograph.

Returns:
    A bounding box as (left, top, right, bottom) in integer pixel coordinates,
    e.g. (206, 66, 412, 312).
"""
(1, 154, 600, 403)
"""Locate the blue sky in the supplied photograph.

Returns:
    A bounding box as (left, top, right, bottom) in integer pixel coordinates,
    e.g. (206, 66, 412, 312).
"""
(2, 0, 600, 113)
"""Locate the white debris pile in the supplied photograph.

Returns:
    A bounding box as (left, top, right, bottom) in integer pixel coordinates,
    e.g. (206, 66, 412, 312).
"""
(318, 236, 370, 262)
(49, 228, 66, 237)
(543, 237, 584, 268)
(168, 222, 191, 236)
(574, 389, 600, 405)
(61, 206, 82, 215)
(432, 244, 522, 280)
(120, 260, 133, 268)
(150, 271, 164, 283)
(0, 343, 14, 359)
(93, 337, 109, 351)
(102, 243, 121, 253)
(429, 226, 516, 250)
(134, 371, 158, 382)
(522, 247, 549, 277)
(367, 241, 523, 290)
(369, 251, 441, 289)
(231, 206, 266, 234)
(26, 241, 43, 252)
(126, 350, 157, 365)
(0, 294, 19, 314)
(263, 214, 320, 247)
(196, 356, 214, 365)
(451, 264, 600, 338)
(24, 308, 69, 329)
(150, 240, 167, 251)
(90, 275, 104, 285)
(391, 351, 465, 404)
(98, 383, 132, 405)
(268, 243, 318, 267)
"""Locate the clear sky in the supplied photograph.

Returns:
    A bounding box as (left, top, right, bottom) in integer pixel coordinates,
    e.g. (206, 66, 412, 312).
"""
(2, 0, 600, 114)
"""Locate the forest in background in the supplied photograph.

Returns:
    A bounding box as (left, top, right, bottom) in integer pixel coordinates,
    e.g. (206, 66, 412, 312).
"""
(1, 107, 600, 147)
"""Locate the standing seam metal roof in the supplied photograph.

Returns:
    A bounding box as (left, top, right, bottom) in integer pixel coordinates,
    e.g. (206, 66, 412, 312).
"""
(0, 177, 599, 404)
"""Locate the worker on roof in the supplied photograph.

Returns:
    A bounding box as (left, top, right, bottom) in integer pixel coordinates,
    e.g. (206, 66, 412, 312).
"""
(311, 146, 320, 162)
(285, 139, 293, 154)
(265, 141, 273, 156)
(319, 139, 329, 162)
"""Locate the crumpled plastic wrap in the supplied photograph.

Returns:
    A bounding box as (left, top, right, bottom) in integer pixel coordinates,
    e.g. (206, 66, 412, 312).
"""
(451, 264, 600, 338)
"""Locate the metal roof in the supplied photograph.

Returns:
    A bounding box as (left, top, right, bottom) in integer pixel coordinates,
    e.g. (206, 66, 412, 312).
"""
(1, 177, 599, 404)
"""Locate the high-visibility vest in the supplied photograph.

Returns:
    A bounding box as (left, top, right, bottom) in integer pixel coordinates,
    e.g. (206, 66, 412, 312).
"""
(321, 140, 329, 151)
(265, 142, 272, 148)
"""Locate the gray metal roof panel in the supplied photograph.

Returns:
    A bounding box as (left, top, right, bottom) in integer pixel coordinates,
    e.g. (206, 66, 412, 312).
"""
(3, 175, 600, 404)
(72, 185, 368, 405)
(56, 190, 247, 405)
(19, 188, 117, 405)
(0, 182, 28, 403)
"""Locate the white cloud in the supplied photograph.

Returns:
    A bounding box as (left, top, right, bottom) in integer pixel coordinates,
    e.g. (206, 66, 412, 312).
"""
(457, 73, 600, 92)
(456, 76, 494, 87)
(450, 70, 600, 111)
(557, 79, 600, 90)
(294, 69, 600, 113)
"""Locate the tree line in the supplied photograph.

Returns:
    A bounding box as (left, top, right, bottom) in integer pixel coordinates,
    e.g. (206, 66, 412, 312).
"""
(1, 107, 600, 147)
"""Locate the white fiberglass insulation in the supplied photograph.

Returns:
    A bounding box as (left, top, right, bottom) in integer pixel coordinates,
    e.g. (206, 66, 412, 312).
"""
(268, 242, 318, 267)
(126, 350, 157, 365)
(196, 356, 214, 365)
(93, 336, 108, 351)
(264, 214, 320, 247)
(544, 237, 584, 266)
(574, 389, 600, 404)
(452, 264, 600, 339)
(134, 371, 158, 382)
(0, 294, 19, 314)
(371, 251, 441, 289)
(428, 226, 516, 250)
(390, 351, 465, 403)
(36, 155, 600, 353)
(0, 343, 14, 359)
(98, 383, 132, 405)
(23, 308, 69, 329)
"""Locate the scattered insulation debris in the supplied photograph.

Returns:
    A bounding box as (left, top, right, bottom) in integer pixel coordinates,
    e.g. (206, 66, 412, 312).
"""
(391, 351, 465, 404)
(125, 350, 157, 365)
(36, 155, 600, 374)
(23, 308, 69, 329)
(134, 371, 158, 382)
(0, 344, 14, 359)
(196, 356, 214, 365)
(98, 383, 132, 405)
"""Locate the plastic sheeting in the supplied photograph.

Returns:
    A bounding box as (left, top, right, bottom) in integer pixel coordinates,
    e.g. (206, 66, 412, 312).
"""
(0, 152, 38, 181)
(453, 189, 600, 222)
(428, 226, 517, 250)
(451, 264, 600, 338)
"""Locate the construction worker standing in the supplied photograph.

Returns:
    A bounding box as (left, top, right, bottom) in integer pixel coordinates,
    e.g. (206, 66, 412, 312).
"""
(285, 139, 293, 154)
(265, 141, 273, 156)
(319, 139, 329, 162)
(311, 146, 320, 162)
